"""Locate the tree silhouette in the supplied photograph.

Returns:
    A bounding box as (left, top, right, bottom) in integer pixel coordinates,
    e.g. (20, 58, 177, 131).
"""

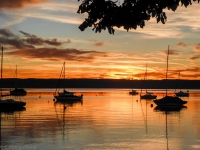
(77, 0, 199, 34)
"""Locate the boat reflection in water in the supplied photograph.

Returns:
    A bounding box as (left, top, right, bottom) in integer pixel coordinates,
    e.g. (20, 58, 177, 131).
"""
(0, 106, 26, 149)
(54, 100, 83, 141)
(54, 100, 83, 107)
(154, 105, 187, 150)
(154, 105, 187, 112)
(0, 106, 26, 114)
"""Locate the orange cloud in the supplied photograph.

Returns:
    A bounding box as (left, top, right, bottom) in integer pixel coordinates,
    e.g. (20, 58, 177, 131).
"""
(194, 43, 200, 52)
(94, 41, 105, 47)
(0, 0, 48, 9)
(176, 42, 187, 48)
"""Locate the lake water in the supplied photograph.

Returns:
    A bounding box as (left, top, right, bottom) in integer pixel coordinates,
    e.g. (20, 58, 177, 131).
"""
(1, 88, 200, 150)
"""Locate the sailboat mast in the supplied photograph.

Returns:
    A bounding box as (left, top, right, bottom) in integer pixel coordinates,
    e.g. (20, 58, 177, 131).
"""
(64, 62, 65, 91)
(178, 72, 181, 91)
(140, 63, 148, 95)
(16, 65, 17, 78)
(14, 65, 17, 88)
(1, 46, 3, 97)
(145, 63, 148, 92)
(166, 45, 169, 96)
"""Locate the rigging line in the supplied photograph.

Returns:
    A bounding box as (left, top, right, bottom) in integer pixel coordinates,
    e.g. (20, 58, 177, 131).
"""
(55, 62, 65, 95)
(145, 63, 148, 92)
(140, 63, 148, 96)
(166, 45, 169, 96)
(1, 46, 3, 97)
(139, 99, 146, 130)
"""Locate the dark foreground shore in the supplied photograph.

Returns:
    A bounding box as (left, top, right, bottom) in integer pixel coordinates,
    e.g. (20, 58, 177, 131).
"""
(2, 78, 200, 89)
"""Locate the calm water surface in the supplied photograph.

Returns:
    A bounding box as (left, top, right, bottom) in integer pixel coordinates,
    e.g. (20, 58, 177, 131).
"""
(1, 88, 200, 150)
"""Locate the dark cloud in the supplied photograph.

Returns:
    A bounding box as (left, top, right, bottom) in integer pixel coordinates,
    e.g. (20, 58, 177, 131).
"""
(190, 55, 200, 60)
(176, 42, 187, 48)
(7, 47, 107, 62)
(0, 28, 107, 62)
(0, 36, 34, 49)
(0, 0, 48, 9)
(20, 31, 63, 46)
(164, 49, 179, 56)
(185, 67, 200, 72)
(0, 29, 15, 37)
(0, 28, 67, 49)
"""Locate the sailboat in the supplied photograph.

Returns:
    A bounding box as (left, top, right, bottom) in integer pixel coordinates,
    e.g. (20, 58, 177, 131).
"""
(129, 74, 139, 95)
(174, 72, 189, 97)
(10, 65, 27, 96)
(129, 89, 139, 95)
(0, 46, 26, 109)
(54, 62, 83, 102)
(154, 46, 187, 106)
(140, 63, 157, 99)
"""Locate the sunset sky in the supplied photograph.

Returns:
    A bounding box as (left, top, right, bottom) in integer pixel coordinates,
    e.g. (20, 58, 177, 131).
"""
(0, 0, 200, 79)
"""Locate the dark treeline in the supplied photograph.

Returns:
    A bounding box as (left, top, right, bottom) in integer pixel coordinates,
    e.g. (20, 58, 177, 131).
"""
(2, 78, 200, 89)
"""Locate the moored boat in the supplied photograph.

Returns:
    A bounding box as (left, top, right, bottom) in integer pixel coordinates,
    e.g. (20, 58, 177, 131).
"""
(141, 92, 157, 99)
(153, 45, 187, 106)
(154, 96, 187, 106)
(0, 46, 26, 109)
(175, 90, 189, 97)
(140, 64, 157, 99)
(54, 62, 83, 102)
(129, 90, 138, 95)
(10, 88, 27, 96)
(0, 98, 26, 108)
(54, 89, 83, 101)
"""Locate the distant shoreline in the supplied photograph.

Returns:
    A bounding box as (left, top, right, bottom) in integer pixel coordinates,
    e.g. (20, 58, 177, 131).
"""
(2, 78, 200, 89)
